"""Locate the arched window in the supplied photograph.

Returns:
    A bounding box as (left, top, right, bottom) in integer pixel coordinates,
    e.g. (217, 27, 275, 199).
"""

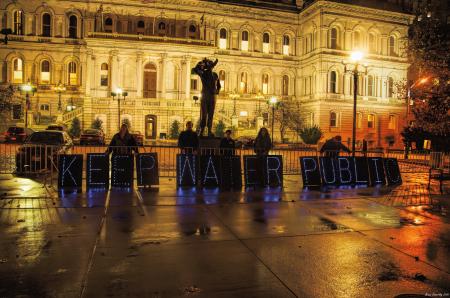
(136, 20, 145, 34)
(329, 28, 338, 49)
(283, 35, 290, 55)
(282, 75, 289, 96)
(105, 18, 113, 33)
(143, 63, 157, 98)
(388, 77, 394, 98)
(389, 36, 396, 56)
(368, 114, 375, 128)
(368, 75, 374, 96)
(42, 13, 52, 37)
(219, 28, 227, 49)
(330, 112, 338, 127)
(219, 70, 226, 92)
(262, 32, 270, 53)
(137, 20, 145, 28)
(68, 62, 77, 85)
(13, 10, 24, 35)
(262, 74, 269, 94)
(100, 63, 109, 86)
(368, 33, 376, 53)
(41, 60, 50, 83)
(353, 31, 361, 49)
(329, 71, 337, 93)
(69, 15, 77, 38)
(189, 25, 196, 33)
(13, 58, 23, 83)
(240, 72, 247, 93)
(158, 22, 166, 35)
(241, 31, 249, 51)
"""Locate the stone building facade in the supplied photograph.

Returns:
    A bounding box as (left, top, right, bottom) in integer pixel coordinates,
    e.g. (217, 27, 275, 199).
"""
(0, 0, 411, 148)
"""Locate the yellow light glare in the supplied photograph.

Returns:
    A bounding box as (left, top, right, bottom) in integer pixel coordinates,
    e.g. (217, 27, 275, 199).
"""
(350, 51, 364, 62)
(269, 96, 278, 105)
(21, 83, 32, 92)
(115, 88, 123, 95)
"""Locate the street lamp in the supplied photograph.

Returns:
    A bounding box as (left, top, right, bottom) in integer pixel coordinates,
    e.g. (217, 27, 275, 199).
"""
(407, 77, 429, 117)
(18, 81, 37, 128)
(268, 96, 279, 142)
(343, 51, 366, 157)
(54, 81, 66, 112)
(111, 87, 128, 130)
(229, 91, 240, 116)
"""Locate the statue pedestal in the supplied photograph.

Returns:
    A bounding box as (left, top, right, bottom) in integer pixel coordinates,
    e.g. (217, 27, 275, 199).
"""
(199, 137, 221, 155)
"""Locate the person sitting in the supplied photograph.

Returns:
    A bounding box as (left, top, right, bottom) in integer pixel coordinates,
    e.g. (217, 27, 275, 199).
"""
(177, 121, 199, 154)
(220, 129, 236, 156)
(106, 123, 138, 155)
(254, 127, 272, 156)
(320, 135, 351, 158)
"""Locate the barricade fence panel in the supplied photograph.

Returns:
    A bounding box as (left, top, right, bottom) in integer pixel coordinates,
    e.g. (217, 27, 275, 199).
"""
(0, 143, 446, 177)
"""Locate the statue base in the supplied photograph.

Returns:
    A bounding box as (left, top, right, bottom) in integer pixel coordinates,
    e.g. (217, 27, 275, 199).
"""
(199, 136, 221, 155)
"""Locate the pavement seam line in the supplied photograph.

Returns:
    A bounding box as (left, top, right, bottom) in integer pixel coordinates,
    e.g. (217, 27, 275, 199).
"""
(79, 190, 111, 298)
(205, 204, 299, 298)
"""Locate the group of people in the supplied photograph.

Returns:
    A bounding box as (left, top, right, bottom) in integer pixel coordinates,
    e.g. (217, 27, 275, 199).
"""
(177, 121, 273, 156)
(107, 122, 357, 158)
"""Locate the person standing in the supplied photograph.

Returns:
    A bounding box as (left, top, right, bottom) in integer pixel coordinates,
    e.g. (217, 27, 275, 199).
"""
(178, 121, 199, 154)
(220, 129, 236, 156)
(320, 135, 351, 157)
(106, 123, 138, 155)
(254, 127, 272, 156)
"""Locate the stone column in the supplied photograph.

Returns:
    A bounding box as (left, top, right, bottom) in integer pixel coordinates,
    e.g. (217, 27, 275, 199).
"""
(136, 52, 143, 98)
(159, 53, 167, 99)
(183, 56, 191, 100)
(110, 50, 118, 91)
(344, 29, 352, 51)
(381, 35, 388, 56)
(85, 50, 93, 96)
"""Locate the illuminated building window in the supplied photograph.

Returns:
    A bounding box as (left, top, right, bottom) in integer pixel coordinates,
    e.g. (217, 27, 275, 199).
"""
(13, 58, 23, 83)
(330, 111, 338, 127)
(42, 13, 52, 37)
(240, 72, 248, 93)
(40, 60, 50, 83)
(241, 31, 249, 51)
(389, 36, 397, 56)
(219, 28, 227, 49)
(40, 104, 50, 111)
(13, 10, 24, 35)
(100, 63, 109, 87)
(69, 15, 78, 38)
(329, 27, 338, 49)
(368, 114, 375, 129)
(283, 35, 290, 55)
(240, 111, 248, 117)
(388, 115, 397, 129)
(219, 70, 225, 92)
(329, 71, 337, 93)
(263, 32, 270, 53)
(262, 73, 269, 94)
(68, 61, 77, 85)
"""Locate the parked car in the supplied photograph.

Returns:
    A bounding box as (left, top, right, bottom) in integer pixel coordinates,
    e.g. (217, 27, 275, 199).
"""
(46, 125, 67, 131)
(80, 129, 105, 145)
(131, 131, 144, 146)
(5, 127, 34, 143)
(15, 130, 73, 173)
(235, 136, 255, 149)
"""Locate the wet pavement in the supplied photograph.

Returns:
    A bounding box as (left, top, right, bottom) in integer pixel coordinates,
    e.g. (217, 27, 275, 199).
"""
(0, 173, 449, 297)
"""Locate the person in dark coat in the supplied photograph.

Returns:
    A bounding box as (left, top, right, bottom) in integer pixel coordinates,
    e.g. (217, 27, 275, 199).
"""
(320, 135, 351, 157)
(254, 127, 272, 156)
(106, 123, 138, 155)
(178, 121, 199, 154)
(220, 129, 236, 156)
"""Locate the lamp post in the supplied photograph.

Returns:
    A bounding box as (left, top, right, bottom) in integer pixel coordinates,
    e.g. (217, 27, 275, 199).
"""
(19, 81, 37, 128)
(407, 77, 429, 118)
(111, 87, 128, 130)
(343, 51, 366, 157)
(54, 81, 66, 112)
(268, 96, 279, 142)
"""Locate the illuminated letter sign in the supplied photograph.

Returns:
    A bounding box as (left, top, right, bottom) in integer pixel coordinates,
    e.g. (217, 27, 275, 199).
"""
(220, 156, 242, 188)
(244, 156, 260, 186)
(87, 154, 109, 189)
(319, 157, 337, 185)
(353, 157, 369, 185)
(383, 158, 402, 185)
(368, 157, 385, 185)
(300, 157, 321, 187)
(111, 155, 134, 187)
(264, 155, 283, 187)
(136, 153, 159, 187)
(58, 154, 83, 189)
(337, 157, 355, 185)
(177, 154, 197, 187)
(200, 155, 220, 187)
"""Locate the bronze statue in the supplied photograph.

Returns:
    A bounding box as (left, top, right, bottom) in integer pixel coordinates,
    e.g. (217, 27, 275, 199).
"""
(192, 58, 221, 137)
